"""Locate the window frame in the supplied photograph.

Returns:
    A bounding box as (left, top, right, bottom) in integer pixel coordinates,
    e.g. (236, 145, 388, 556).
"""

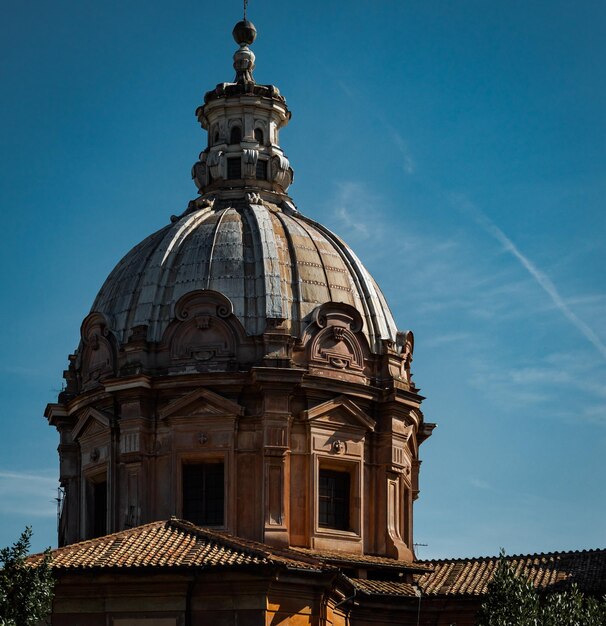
(83, 468, 108, 540)
(179, 455, 227, 529)
(318, 468, 351, 530)
(227, 156, 242, 180)
(314, 457, 361, 539)
(255, 158, 268, 180)
(229, 124, 242, 145)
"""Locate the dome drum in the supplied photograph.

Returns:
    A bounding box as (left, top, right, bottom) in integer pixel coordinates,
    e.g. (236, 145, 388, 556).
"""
(51, 315, 425, 559)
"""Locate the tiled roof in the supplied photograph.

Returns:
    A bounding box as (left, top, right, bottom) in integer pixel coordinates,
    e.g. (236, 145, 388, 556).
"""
(28, 519, 323, 572)
(416, 549, 606, 597)
(291, 547, 430, 573)
(349, 577, 418, 597)
(28, 522, 605, 601)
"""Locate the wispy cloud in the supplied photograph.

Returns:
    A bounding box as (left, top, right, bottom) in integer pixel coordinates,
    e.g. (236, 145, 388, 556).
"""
(424, 332, 472, 348)
(0, 364, 42, 377)
(470, 477, 492, 490)
(329, 182, 384, 244)
(0, 470, 58, 518)
(325, 182, 542, 325)
(336, 79, 355, 99)
(387, 126, 416, 174)
(336, 80, 415, 175)
(324, 182, 606, 426)
(453, 195, 606, 361)
(467, 348, 606, 424)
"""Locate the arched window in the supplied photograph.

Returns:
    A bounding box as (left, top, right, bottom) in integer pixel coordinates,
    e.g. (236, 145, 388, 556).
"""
(230, 125, 242, 144)
(254, 128, 264, 145)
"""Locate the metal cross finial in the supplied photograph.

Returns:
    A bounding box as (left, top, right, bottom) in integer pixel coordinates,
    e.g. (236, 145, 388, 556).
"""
(243, 0, 248, 20)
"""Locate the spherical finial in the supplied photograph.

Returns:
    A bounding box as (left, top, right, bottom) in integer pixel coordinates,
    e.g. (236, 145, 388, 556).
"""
(232, 20, 257, 46)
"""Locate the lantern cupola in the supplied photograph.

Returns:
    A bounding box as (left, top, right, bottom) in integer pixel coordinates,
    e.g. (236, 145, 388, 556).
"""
(192, 20, 293, 199)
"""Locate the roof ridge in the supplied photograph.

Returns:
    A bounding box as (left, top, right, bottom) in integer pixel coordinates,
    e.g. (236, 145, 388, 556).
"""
(419, 547, 606, 566)
(168, 519, 273, 562)
(168, 519, 325, 569)
(291, 547, 430, 572)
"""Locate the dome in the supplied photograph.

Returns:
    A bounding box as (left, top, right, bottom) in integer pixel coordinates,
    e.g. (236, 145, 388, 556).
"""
(92, 197, 398, 353)
(47, 19, 431, 562)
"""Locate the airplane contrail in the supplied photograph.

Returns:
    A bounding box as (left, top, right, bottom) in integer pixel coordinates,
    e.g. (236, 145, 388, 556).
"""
(455, 195, 606, 360)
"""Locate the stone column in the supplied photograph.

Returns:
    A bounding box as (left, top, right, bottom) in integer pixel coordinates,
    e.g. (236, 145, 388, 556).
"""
(252, 368, 303, 547)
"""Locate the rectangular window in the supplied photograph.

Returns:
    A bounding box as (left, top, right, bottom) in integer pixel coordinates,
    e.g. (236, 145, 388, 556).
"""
(319, 469, 350, 531)
(92, 480, 107, 538)
(256, 159, 267, 180)
(227, 157, 241, 180)
(183, 462, 225, 526)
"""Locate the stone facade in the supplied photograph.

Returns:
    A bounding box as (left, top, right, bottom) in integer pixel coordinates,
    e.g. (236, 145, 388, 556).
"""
(47, 291, 432, 561)
(45, 19, 434, 565)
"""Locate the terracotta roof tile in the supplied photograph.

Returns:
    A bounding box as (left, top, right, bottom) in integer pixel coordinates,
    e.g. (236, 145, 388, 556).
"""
(416, 549, 606, 597)
(349, 577, 418, 597)
(28, 521, 604, 600)
(291, 547, 430, 573)
(28, 519, 323, 572)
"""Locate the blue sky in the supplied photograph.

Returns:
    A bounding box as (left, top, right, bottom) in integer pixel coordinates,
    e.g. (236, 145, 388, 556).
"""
(1, 1, 604, 558)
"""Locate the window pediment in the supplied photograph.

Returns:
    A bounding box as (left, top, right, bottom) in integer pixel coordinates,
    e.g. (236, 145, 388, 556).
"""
(72, 407, 112, 440)
(158, 388, 244, 420)
(303, 396, 375, 432)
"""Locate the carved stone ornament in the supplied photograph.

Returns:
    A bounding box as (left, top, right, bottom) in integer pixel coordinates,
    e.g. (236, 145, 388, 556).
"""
(174, 290, 233, 322)
(396, 330, 414, 382)
(79, 312, 116, 388)
(271, 154, 293, 191)
(332, 326, 346, 342)
(305, 303, 367, 372)
(198, 433, 208, 445)
(192, 151, 208, 191)
(245, 191, 262, 205)
(162, 290, 251, 372)
(332, 439, 346, 454)
(195, 315, 211, 330)
(207, 149, 224, 180)
(89, 447, 100, 462)
(242, 149, 258, 178)
(199, 195, 216, 209)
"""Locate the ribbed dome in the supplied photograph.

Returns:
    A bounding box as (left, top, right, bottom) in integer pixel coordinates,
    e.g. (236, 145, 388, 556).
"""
(92, 199, 397, 353)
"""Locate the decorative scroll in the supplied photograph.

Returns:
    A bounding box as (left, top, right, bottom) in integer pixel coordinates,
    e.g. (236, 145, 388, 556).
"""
(301, 303, 368, 375)
(79, 312, 117, 387)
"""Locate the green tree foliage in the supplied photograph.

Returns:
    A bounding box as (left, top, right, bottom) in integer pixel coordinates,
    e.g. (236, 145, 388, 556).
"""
(541, 585, 606, 626)
(478, 550, 606, 626)
(0, 527, 54, 626)
(477, 550, 539, 626)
